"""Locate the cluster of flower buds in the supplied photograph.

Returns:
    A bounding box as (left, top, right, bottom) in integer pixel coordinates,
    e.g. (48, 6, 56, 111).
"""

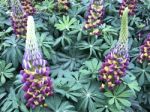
(138, 33, 150, 63)
(20, 16, 53, 108)
(20, 0, 36, 15)
(10, 0, 35, 37)
(57, 0, 70, 11)
(99, 7, 129, 91)
(119, 0, 137, 16)
(84, 0, 105, 36)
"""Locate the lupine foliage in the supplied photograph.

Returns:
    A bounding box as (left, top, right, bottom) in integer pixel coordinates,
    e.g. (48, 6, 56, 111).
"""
(0, 0, 150, 112)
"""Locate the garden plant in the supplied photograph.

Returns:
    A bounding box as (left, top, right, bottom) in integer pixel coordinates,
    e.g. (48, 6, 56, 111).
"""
(0, 0, 150, 112)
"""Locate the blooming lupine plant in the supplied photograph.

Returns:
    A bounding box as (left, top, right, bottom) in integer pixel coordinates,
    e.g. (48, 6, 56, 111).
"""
(138, 33, 150, 63)
(57, 0, 70, 11)
(84, 0, 105, 36)
(119, 0, 137, 16)
(99, 7, 129, 91)
(20, 16, 53, 108)
(10, 0, 35, 37)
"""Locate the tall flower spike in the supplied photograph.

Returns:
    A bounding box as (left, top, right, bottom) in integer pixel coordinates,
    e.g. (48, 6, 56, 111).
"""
(10, 0, 27, 37)
(20, 16, 53, 109)
(119, 0, 137, 16)
(20, 0, 36, 15)
(10, 0, 35, 37)
(138, 33, 150, 63)
(99, 7, 129, 91)
(83, 0, 105, 36)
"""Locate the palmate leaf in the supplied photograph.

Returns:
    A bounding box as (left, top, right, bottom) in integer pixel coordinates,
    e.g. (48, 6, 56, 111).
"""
(68, 21, 85, 41)
(35, 0, 54, 12)
(79, 58, 101, 79)
(0, 87, 7, 103)
(37, 32, 54, 59)
(122, 62, 141, 95)
(68, 3, 86, 17)
(104, 84, 134, 110)
(77, 81, 105, 112)
(100, 33, 117, 56)
(45, 95, 77, 112)
(0, 60, 15, 85)
(138, 83, 150, 105)
(1, 36, 24, 68)
(52, 49, 85, 71)
(0, 88, 28, 112)
(77, 37, 103, 58)
(55, 16, 77, 31)
(131, 62, 150, 86)
(54, 71, 82, 102)
(54, 32, 72, 47)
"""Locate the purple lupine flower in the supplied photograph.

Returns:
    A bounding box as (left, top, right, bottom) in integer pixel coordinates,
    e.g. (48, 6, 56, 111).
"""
(10, 0, 27, 37)
(99, 7, 129, 91)
(10, 0, 35, 37)
(20, 0, 36, 15)
(138, 33, 150, 63)
(119, 0, 137, 16)
(84, 0, 105, 36)
(20, 16, 53, 108)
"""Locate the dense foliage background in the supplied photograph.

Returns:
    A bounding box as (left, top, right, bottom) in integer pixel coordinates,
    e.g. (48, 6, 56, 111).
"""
(0, 0, 150, 112)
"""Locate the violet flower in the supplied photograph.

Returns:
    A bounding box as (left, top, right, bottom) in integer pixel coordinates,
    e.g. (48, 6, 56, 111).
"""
(20, 0, 36, 15)
(138, 33, 150, 63)
(10, 0, 35, 37)
(99, 7, 129, 91)
(84, 0, 105, 36)
(20, 16, 53, 109)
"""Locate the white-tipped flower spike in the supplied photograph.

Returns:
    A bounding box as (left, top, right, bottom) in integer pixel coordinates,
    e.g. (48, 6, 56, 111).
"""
(99, 7, 130, 91)
(20, 16, 53, 109)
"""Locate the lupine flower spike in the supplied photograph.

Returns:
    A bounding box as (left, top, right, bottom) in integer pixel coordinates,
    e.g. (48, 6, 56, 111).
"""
(138, 33, 150, 63)
(20, 16, 53, 109)
(119, 0, 137, 16)
(10, 0, 27, 37)
(20, 0, 36, 15)
(99, 7, 129, 91)
(10, 0, 35, 37)
(57, 0, 70, 11)
(84, 0, 105, 36)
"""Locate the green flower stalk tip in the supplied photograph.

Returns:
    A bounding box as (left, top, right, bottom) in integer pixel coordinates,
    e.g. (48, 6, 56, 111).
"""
(119, 7, 129, 44)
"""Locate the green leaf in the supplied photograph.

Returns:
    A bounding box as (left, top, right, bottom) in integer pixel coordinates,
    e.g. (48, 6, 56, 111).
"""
(55, 16, 77, 31)
(117, 98, 131, 107)
(1, 75, 6, 84)
(118, 90, 133, 97)
(104, 91, 113, 97)
(109, 98, 115, 105)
